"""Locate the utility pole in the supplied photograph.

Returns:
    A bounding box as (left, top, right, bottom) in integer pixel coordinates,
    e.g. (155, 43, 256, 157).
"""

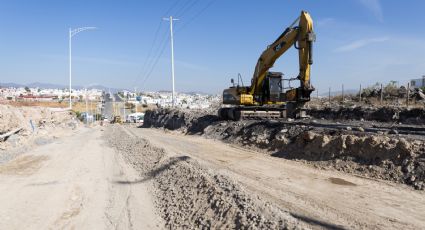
(85, 88, 89, 126)
(69, 28, 72, 109)
(407, 82, 410, 107)
(91, 97, 94, 125)
(163, 16, 179, 107)
(380, 83, 383, 105)
(123, 101, 126, 123)
(328, 87, 331, 104)
(359, 84, 362, 102)
(134, 87, 138, 113)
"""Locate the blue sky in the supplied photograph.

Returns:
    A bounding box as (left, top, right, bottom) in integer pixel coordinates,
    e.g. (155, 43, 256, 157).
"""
(0, 0, 424, 94)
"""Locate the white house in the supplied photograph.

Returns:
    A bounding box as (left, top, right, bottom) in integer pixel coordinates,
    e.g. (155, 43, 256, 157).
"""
(410, 76, 425, 88)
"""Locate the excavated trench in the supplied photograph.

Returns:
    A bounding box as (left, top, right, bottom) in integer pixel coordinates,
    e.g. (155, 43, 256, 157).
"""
(143, 108, 425, 190)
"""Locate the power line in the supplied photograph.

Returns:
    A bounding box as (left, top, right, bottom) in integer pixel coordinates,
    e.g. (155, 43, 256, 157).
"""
(175, 0, 198, 18)
(141, 35, 170, 89)
(132, 0, 183, 88)
(163, 0, 183, 16)
(136, 21, 163, 78)
(137, 27, 171, 88)
(173, 0, 195, 17)
(175, 0, 216, 33)
(137, 0, 216, 91)
(140, 28, 168, 80)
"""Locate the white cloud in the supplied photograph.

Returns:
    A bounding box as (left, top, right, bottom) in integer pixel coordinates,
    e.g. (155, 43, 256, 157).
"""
(358, 0, 384, 22)
(334, 37, 389, 52)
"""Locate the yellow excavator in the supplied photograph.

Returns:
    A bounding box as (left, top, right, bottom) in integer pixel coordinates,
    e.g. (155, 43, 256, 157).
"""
(219, 11, 315, 120)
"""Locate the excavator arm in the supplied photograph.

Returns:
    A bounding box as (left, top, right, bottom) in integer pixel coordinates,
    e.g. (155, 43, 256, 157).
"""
(250, 11, 315, 100)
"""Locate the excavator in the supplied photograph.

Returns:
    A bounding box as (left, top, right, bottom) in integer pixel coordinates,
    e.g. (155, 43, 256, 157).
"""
(218, 11, 315, 120)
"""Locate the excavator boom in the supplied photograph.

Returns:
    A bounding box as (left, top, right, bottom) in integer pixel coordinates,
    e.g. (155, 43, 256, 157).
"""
(251, 11, 315, 97)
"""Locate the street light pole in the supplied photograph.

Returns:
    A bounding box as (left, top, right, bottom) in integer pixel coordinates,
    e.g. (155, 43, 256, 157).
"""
(69, 26, 96, 110)
(69, 28, 72, 109)
(163, 16, 179, 107)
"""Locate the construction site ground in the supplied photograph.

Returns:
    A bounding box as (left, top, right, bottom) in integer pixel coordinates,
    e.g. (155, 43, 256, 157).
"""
(1, 103, 425, 229)
(0, 122, 424, 229)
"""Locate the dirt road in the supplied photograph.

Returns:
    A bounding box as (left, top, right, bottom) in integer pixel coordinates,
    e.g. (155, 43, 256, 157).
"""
(1, 124, 424, 229)
(0, 127, 162, 229)
(127, 127, 425, 229)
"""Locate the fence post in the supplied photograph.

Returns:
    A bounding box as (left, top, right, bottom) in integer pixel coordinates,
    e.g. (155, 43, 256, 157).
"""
(328, 87, 331, 104)
(359, 84, 362, 102)
(407, 82, 410, 107)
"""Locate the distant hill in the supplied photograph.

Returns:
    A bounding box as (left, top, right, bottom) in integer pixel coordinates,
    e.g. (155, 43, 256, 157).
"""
(0, 82, 213, 95)
(0, 82, 123, 92)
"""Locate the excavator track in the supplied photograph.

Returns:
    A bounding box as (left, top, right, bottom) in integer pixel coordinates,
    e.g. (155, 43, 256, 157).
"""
(218, 107, 284, 121)
(218, 105, 309, 121)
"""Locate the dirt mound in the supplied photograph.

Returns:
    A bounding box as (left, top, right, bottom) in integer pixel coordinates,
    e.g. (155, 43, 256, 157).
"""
(143, 108, 219, 134)
(104, 126, 305, 229)
(143, 108, 425, 190)
(308, 106, 425, 124)
(0, 104, 77, 151)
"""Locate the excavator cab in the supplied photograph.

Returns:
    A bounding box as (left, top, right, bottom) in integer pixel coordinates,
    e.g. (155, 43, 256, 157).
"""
(259, 72, 283, 104)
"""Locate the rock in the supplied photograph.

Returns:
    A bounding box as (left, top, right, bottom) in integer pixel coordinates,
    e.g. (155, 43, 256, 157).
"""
(356, 127, 365, 132)
(346, 126, 352, 131)
(302, 131, 316, 141)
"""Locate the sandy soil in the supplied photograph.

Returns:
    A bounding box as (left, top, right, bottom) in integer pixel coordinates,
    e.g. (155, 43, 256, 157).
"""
(127, 126, 425, 229)
(2, 121, 424, 229)
(0, 126, 162, 229)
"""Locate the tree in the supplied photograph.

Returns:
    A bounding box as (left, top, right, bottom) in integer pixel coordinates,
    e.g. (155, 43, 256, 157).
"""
(24, 86, 30, 92)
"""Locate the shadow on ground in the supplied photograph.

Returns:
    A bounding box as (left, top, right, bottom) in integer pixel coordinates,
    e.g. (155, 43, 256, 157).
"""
(291, 213, 348, 230)
(113, 156, 190, 185)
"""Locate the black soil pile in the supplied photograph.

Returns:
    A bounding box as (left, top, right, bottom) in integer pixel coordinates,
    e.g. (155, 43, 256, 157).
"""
(308, 106, 425, 124)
